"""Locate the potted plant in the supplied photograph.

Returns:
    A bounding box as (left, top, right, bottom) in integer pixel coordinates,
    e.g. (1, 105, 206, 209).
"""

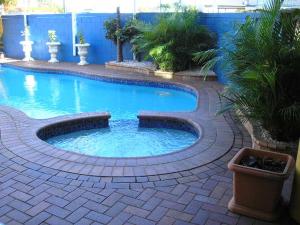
(228, 148, 294, 221)
(46, 30, 60, 63)
(20, 26, 34, 61)
(75, 32, 90, 65)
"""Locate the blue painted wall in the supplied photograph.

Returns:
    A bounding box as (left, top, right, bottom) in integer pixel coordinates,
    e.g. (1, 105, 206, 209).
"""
(2, 12, 252, 83)
(199, 13, 254, 83)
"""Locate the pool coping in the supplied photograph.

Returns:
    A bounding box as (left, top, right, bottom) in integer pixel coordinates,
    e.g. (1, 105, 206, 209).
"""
(0, 60, 234, 177)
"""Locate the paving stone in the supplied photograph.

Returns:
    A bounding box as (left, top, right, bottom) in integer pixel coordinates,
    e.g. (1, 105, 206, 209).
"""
(138, 189, 156, 201)
(0, 205, 13, 217)
(107, 212, 131, 225)
(120, 196, 144, 207)
(166, 209, 193, 222)
(177, 192, 195, 204)
(128, 215, 156, 225)
(147, 206, 168, 222)
(46, 195, 69, 207)
(102, 192, 122, 206)
(66, 207, 89, 223)
(85, 211, 112, 224)
(82, 191, 106, 202)
(27, 192, 50, 205)
(24, 212, 51, 225)
(208, 212, 238, 225)
(105, 202, 127, 217)
(160, 200, 185, 211)
(7, 209, 31, 223)
(192, 209, 209, 225)
(46, 205, 71, 218)
(26, 201, 50, 216)
(8, 199, 32, 211)
(205, 219, 222, 225)
(46, 215, 73, 225)
(84, 200, 108, 213)
(124, 205, 150, 217)
(74, 218, 93, 225)
(195, 195, 218, 204)
(10, 191, 32, 202)
(65, 197, 88, 211)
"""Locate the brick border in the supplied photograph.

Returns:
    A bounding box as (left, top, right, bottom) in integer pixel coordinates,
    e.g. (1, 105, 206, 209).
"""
(0, 61, 234, 178)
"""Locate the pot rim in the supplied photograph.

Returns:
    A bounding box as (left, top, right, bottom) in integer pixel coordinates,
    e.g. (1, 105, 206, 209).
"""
(46, 42, 61, 45)
(228, 148, 294, 180)
(75, 43, 90, 47)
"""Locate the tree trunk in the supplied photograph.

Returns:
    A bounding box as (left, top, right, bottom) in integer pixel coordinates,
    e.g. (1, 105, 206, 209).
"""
(116, 7, 123, 62)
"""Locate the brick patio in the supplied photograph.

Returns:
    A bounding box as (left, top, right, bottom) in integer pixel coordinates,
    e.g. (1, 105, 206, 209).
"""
(0, 61, 296, 225)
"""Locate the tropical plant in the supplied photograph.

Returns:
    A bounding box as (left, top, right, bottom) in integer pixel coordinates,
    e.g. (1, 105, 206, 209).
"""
(104, 8, 139, 62)
(77, 32, 85, 44)
(0, 0, 17, 11)
(194, 0, 300, 142)
(131, 3, 216, 72)
(48, 30, 57, 42)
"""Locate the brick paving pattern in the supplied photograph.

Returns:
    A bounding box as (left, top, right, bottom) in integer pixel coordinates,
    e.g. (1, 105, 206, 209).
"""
(0, 61, 296, 225)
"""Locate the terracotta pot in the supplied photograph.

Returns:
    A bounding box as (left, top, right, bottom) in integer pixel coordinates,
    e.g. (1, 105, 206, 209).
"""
(228, 148, 294, 221)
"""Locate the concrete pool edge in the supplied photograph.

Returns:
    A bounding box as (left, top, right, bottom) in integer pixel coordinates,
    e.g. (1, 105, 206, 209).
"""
(0, 61, 234, 178)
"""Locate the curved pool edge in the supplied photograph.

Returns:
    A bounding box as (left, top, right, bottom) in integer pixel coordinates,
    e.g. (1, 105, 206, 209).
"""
(37, 111, 201, 159)
(1, 63, 199, 103)
(0, 61, 234, 177)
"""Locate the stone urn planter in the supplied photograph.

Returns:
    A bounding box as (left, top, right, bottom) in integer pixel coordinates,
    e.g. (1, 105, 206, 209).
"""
(20, 40, 34, 61)
(228, 148, 294, 221)
(46, 42, 61, 63)
(75, 43, 90, 65)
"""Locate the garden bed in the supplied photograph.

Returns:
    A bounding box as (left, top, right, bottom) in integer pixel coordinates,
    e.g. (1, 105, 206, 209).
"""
(105, 60, 217, 80)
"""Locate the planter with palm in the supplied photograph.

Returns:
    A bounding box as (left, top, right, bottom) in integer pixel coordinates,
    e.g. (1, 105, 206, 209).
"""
(194, 0, 300, 145)
(194, 0, 299, 220)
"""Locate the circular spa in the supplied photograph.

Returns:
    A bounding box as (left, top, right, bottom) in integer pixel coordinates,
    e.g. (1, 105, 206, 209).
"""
(42, 119, 199, 158)
(0, 65, 199, 158)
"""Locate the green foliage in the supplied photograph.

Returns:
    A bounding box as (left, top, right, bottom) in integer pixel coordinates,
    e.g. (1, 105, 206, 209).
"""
(48, 30, 57, 42)
(103, 18, 139, 45)
(131, 3, 216, 72)
(77, 32, 85, 44)
(219, 0, 300, 142)
(0, 0, 16, 7)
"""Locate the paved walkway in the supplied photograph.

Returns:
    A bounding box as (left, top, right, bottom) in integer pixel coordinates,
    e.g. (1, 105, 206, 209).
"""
(0, 61, 296, 225)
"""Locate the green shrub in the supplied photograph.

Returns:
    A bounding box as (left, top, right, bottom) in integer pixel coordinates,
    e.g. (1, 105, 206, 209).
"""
(131, 3, 216, 72)
(104, 18, 139, 45)
(195, 0, 300, 142)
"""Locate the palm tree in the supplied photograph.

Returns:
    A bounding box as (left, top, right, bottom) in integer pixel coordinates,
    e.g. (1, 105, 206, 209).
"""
(194, 0, 300, 142)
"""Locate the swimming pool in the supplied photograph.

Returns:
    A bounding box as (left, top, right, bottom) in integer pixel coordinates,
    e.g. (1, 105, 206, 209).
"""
(0, 65, 198, 157)
(0, 66, 197, 119)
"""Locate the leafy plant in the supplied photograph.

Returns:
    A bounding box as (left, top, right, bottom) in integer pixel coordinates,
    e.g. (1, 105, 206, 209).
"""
(0, 0, 17, 11)
(48, 30, 57, 42)
(131, 3, 216, 72)
(104, 18, 138, 44)
(77, 32, 85, 44)
(196, 0, 300, 142)
(104, 8, 139, 62)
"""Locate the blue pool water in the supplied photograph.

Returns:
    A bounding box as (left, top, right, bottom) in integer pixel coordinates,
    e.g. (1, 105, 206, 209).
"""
(47, 120, 198, 157)
(0, 66, 197, 119)
(0, 66, 198, 157)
